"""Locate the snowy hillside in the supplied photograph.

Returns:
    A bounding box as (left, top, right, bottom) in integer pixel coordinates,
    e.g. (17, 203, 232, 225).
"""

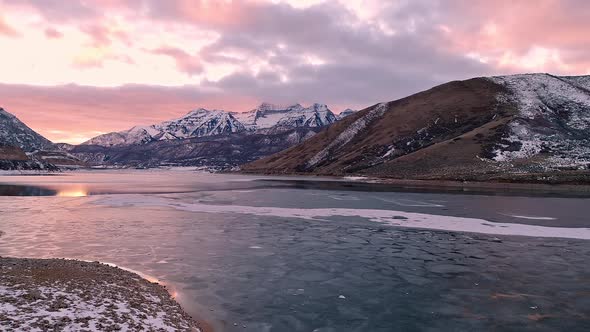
(85, 108, 246, 147)
(337, 109, 357, 119)
(244, 73, 590, 180)
(489, 73, 590, 168)
(0, 107, 53, 151)
(85, 103, 338, 147)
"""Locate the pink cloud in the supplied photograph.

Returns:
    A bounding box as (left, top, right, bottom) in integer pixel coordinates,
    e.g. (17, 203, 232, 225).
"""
(441, 0, 590, 74)
(0, 16, 19, 37)
(79, 24, 131, 47)
(153, 46, 204, 75)
(44, 27, 63, 39)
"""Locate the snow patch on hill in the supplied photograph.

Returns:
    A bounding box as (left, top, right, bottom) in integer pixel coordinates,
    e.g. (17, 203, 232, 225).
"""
(337, 109, 357, 119)
(307, 103, 388, 168)
(489, 74, 590, 168)
(0, 107, 53, 151)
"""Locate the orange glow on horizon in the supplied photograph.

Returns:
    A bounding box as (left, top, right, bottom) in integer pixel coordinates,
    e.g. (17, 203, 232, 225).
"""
(56, 187, 89, 197)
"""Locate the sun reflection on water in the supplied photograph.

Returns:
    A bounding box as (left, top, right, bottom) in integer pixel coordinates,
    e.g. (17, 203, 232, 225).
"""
(56, 187, 89, 197)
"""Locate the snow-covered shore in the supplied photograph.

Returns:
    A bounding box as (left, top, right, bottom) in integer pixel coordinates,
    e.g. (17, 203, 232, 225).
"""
(0, 257, 202, 331)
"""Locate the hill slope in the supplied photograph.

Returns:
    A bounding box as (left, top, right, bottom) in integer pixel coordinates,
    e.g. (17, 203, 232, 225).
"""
(0, 107, 84, 170)
(0, 107, 53, 151)
(242, 74, 590, 182)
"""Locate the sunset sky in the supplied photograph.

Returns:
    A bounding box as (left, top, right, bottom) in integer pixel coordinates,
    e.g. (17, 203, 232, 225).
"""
(1, 0, 589, 144)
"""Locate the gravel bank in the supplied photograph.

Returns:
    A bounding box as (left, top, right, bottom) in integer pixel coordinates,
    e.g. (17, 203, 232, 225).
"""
(0, 257, 202, 331)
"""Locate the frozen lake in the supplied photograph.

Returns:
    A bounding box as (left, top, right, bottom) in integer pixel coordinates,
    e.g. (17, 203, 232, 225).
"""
(0, 170, 589, 331)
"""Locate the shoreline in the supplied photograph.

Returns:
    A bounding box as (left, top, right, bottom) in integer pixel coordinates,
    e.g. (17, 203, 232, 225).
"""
(374, 177, 590, 195)
(6, 167, 590, 197)
(236, 170, 590, 196)
(0, 257, 209, 331)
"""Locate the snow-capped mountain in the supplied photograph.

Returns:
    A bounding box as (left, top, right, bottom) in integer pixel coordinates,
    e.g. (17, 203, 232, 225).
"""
(160, 109, 245, 138)
(337, 109, 357, 119)
(85, 108, 246, 147)
(84, 103, 337, 147)
(0, 107, 53, 151)
(232, 103, 337, 131)
(243, 73, 590, 182)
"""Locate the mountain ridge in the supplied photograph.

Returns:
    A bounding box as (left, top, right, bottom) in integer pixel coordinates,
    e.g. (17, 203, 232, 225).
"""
(0, 107, 54, 152)
(84, 103, 338, 147)
(0, 107, 86, 170)
(242, 73, 590, 182)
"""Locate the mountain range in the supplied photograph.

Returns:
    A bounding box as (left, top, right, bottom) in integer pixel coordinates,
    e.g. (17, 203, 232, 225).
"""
(243, 73, 590, 183)
(0, 103, 354, 170)
(69, 103, 347, 168)
(83, 103, 341, 147)
(3, 73, 590, 183)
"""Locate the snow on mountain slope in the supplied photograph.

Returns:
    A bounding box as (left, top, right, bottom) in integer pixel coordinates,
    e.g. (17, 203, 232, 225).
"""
(307, 103, 387, 168)
(0, 107, 53, 151)
(231, 103, 337, 131)
(562, 75, 590, 91)
(337, 109, 357, 119)
(489, 74, 590, 167)
(243, 73, 590, 180)
(85, 109, 246, 147)
(86, 103, 338, 147)
(157, 109, 244, 139)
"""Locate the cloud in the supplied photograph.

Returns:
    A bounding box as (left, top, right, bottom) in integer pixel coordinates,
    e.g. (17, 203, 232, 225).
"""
(0, 0, 589, 144)
(152, 46, 204, 75)
(2, 0, 99, 22)
(79, 23, 132, 47)
(420, 0, 590, 74)
(44, 27, 63, 39)
(0, 16, 19, 37)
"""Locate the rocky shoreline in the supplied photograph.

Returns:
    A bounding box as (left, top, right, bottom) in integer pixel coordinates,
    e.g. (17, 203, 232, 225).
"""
(0, 257, 203, 331)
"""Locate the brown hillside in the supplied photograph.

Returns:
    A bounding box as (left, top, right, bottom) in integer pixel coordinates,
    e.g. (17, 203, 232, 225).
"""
(243, 77, 513, 178)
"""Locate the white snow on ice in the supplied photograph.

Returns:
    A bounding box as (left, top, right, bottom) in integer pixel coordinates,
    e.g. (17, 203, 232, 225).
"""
(93, 195, 590, 240)
(500, 213, 557, 220)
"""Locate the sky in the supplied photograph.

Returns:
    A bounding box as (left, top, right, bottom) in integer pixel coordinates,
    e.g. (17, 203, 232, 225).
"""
(0, 0, 589, 144)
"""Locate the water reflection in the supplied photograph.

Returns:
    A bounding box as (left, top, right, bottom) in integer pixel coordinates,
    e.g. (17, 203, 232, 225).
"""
(0, 184, 89, 197)
(1, 171, 589, 198)
(56, 186, 88, 197)
(0, 185, 56, 196)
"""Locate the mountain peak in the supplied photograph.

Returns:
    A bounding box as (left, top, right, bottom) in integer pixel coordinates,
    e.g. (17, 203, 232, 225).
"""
(184, 108, 218, 116)
(338, 109, 357, 119)
(256, 102, 278, 111)
(310, 103, 329, 112)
